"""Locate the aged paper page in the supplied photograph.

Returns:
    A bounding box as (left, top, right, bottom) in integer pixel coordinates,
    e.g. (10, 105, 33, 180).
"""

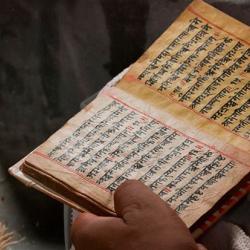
(9, 159, 93, 213)
(117, 0, 250, 153)
(11, 0, 249, 228)
(24, 86, 249, 227)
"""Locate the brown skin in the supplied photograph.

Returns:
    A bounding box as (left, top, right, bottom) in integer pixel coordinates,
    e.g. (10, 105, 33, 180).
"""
(71, 180, 205, 250)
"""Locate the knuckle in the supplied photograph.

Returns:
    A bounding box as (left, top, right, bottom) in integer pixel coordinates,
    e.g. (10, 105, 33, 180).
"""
(115, 180, 144, 196)
(118, 179, 139, 190)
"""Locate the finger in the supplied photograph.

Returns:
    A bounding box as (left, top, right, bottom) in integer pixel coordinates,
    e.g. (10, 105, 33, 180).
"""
(71, 212, 126, 249)
(114, 180, 177, 223)
(71, 212, 97, 244)
(114, 180, 196, 248)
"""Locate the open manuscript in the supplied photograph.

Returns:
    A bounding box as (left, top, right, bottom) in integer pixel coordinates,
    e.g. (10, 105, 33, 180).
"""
(9, 0, 250, 238)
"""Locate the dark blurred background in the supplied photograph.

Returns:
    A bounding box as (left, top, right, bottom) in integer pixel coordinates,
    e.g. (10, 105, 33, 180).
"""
(0, 0, 249, 249)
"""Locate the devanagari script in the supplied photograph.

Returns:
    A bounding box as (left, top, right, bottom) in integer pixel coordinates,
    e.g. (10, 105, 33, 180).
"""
(118, 0, 250, 149)
(20, 0, 249, 227)
(33, 88, 249, 226)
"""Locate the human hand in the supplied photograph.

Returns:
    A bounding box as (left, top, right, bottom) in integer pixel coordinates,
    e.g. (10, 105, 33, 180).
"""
(71, 180, 205, 250)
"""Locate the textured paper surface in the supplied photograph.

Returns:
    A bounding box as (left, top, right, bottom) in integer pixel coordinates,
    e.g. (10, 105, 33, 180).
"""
(24, 87, 249, 227)
(118, 0, 250, 152)
(10, 0, 250, 228)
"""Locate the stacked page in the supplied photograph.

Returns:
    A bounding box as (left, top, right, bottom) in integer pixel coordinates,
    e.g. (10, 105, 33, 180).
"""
(10, 0, 250, 237)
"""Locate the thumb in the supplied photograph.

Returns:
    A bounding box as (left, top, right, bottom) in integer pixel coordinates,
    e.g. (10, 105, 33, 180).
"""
(71, 212, 126, 250)
(114, 180, 180, 224)
(114, 180, 197, 249)
(71, 212, 97, 244)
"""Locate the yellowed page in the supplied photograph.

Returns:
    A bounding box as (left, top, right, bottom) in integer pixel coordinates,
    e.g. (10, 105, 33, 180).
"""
(117, 0, 250, 154)
(10, 0, 250, 229)
(23, 87, 249, 227)
(9, 159, 94, 213)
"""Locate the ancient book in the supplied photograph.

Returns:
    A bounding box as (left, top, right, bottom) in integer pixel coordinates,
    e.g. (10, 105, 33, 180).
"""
(9, 0, 250, 238)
